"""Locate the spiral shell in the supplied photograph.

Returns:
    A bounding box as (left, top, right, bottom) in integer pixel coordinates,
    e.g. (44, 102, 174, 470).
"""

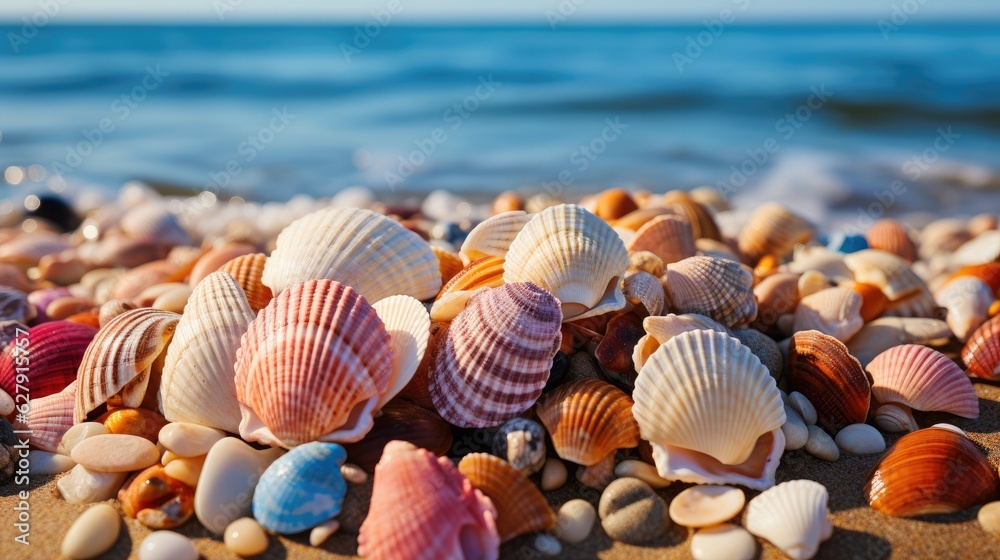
(787, 330, 870, 432)
(625, 214, 696, 266)
(0, 320, 96, 401)
(866, 219, 917, 263)
(458, 453, 555, 542)
(460, 210, 532, 265)
(663, 256, 757, 328)
(792, 287, 864, 342)
(744, 480, 832, 560)
(868, 344, 978, 419)
(738, 202, 814, 263)
(218, 253, 273, 313)
(963, 313, 1000, 379)
(430, 256, 506, 322)
(536, 378, 639, 467)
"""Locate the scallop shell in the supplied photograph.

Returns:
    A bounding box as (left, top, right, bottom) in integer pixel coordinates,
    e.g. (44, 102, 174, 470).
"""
(431, 246, 464, 285)
(787, 330, 870, 432)
(663, 190, 721, 241)
(503, 204, 630, 322)
(882, 286, 941, 319)
(371, 295, 430, 410)
(751, 272, 801, 332)
(843, 250, 927, 302)
(864, 427, 999, 516)
(632, 313, 731, 373)
(663, 256, 757, 328)
(744, 480, 832, 560)
(650, 428, 785, 491)
(622, 271, 664, 316)
(625, 214, 696, 266)
(866, 219, 917, 263)
(262, 207, 442, 303)
(342, 400, 452, 472)
(868, 344, 978, 419)
(0, 286, 34, 324)
(460, 211, 532, 265)
(252, 442, 348, 534)
(952, 230, 1000, 267)
(873, 403, 919, 433)
(159, 271, 255, 433)
(218, 253, 273, 313)
(457, 453, 555, 542)
(792, 287, 864, 342)
(430, 283, 562, 428)
(738, 202, 814, 263)
(235, 279, 392, 447)
(536, 378, 639, 466)
(963, 313, 1000, 379)
(188, 242, 256, 287)
(430, 256, 506, 322)
(358, 441, 500, 560)
(75, 308, 180, 423)
(935, 277, 994, 342)
(15, 381, 76, 452)
(0, 320, 96, 400)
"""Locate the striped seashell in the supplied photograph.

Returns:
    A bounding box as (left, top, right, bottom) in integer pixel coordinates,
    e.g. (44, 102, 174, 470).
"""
(952, 230, 1000, 267)
(663, 256, 757, 328)
(787, 330, 870, 433)
(504, 204, 630, 322)
(430, 256, 506, 322)
(188, 242, 257, 287)
(253, 442, 348, 534)
(460, 211, 532, 266)
(625, 214, 696, 266)
(371, 295, 430, 410)
(611, 207, 675, 231)
(159, 272, 255, 433)
(738, 202, 813, 264)
(744, 480, 832, 560)
(751, 272, 801, 332)
(866, 219, 917, 263)
(874, 403, 919, 433)
(458, 453, 555, 542)
(431, 246, 464, 285)
(0, 286, 34, 323)
(358, 441, 500, 560)
(235, 279, 392, 447)
(594, 188, 639, 221)
(935, 276, 994, 341)
(843, 250, 927, 302)
(632, 313, 731, 373)
(98, 299, 137, 328)
(120, 202, 192, 246)
(792, 287, 864, 342)
(663, 190, 722, 241)
(868, 344, 978, 419)
(398, 321, 447, 410)
(109, 259, 177, 301)
(0, 320, 96, 401)
(15, 381, 76, 452)
(430, 283, 562, 428)
(218, 253, 272, 313)
(847, 317, 951, 367)
(622, 271, 665, 316)
(962, 313, 1000, 380)
(75, 308, 180, 423)
(262, 207, 441, 303)
(342, 400, 452, 472)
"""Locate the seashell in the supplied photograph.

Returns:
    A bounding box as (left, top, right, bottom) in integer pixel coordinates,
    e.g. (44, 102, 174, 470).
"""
(622, 271, 665, 316)
(27, 286, 73, 322)
(751, 272, 801, 332)
(504, 204, 630, 322)
(118, 464, 195, 529)
(689, 185, 730, 213)
(964, 313, 1000, 379)
(75, 308, 180, 423)
(793, 287, 864, 342)
(969, 213, 999, 236)
(866, 218, 917, 262)
(844, 249, 928, 302)
(788, 330, 870, 432)
(120, 202, 192, 247)
(370, 294, 429, 410)
(0, 320, 96, 400)
(194, 437, 284, 534)
(744, 480, 832, 560)
(110, 260, 177, 301)
(625, 214, 696, 266)
(235, 279, 392, 447)
(188, 242, 256, 287)
(0, 286, 34, 323)
(99, 299, 138, 328)
(594, 311, 645, 381)
(398, 320, 447, 409)
(950, 263, 1000, 295)
(492, 191, 524, 215)
(39, 252, 90, 286)
(252, 442, 348, 534)
(492, 417, 546, 475)
(358, 441, 500, 560)
(953, 230, 1000, 267)
(919, 218, 971, 259)
(663, 256, 757, 327)
(663, 190, 721, 241)
(864, 427, 999, 516)
(882, 286, 942, 319)
(936, 276, 994, 341)
(460, 210, 532, 265)
(786, 246, 852, 280)
(628, 250, 664, 278)
(342, 400, 452, 472)
(91, 236, 171, 270)
(754, 254, 782, 284)
(873, 403, 919, 433)
(430, 283, 562, 428)
(0, 232, 71, 267)
(738, 202, 813, 263)
(15, 381, 75, 452)
(151, 284, 192, 314)
(262, 207, 441, 303)
(632, 313, 731, 373)
(868, 344, 978, 421)
(612, 207, 674, 231)
(431, 246, 464, 285)
(850, 282, 889, 322)
(0, 263, 35, 293)
(101, 407, 169, 442)
(458, 452, 555, 541)
(46, 296, 98, 321)
(594, 188, 639, 221)
(217, 253, 273, 313)
(430, 256, 506, 322)
(847, 316, 951, 366)
(669, 485, 745, 528)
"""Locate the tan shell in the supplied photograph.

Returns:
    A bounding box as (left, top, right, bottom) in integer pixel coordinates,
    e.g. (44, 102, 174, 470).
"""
(594, 188, 639, 221)
(792, 287, 864, 342)
(843, 250, 927, 302)
(751, 272, 801, 332)
(632, 313, 731, 372)
(625, 214, 696, 266)
(458, 453, 555, 542)
(664, 256, 757, 328)
(430, 256, 506, 322)
(738, 203, 813, 263)
(622, 271, 665, 316)
(460, 211, 532, 265)
(536, 378, 639, 466)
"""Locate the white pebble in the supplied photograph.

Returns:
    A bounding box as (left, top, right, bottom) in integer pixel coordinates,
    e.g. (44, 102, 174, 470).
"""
(30, 451, 76, 475)
(139, 531, 198, 560)
(56, 422, 108, 456)
(835, 424, 886, 455)
(782, 405, 809, 451)
(309, 518, 341, 547)
(978, 501, 1000, 536)
(614, 460, 671, 488)
(790, 392, 818, 425)
(71, 434, 159, 472)
(57, 465, 127, 504)
(805, 425, 840, 461)
(158, 422, 227, 458)
(555, 499, 596, 544)
(164, 455, 205, 488)
(535, 534, 562, 556)
(61, 503, 121, 559)
(541, 458, 568, 492)
(691, 524, 757, 560)
(340, 463, 368, 485)
(225, 517, 269, 556)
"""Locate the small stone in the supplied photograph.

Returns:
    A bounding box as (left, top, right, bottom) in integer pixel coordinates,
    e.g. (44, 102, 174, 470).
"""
(309, 518, 341, 547)
(732, 328, 783, 382)
(805, 425, 840, 462)
(492, 417, 547, 475)
(978, 501, 1000, 536)
(57, 464, 128, 504)
(798, 270, 830, 298)
(534, 533, 562, 556)
(668, 485, 745, 528)
(161, 450, 180, 466)
(341, 463, 368, 485)
(61, 503, 121, 559)
(565, 352, 600, 384)
(0, 388, 13, 416)
(138, 531, 198, 560)
(158, 422, 227, 457)
(541, 458, 568, 491)
(835, 423, 886, 455)
(790, 392, 818, 425)
(555, 499, 596, 544)
(614, 460, 671, 489)
(71, 434, 160, 472)
(57, 422, 108, 456)
(30, 450, 76, 475)
(782, 405, 809, 451)
(164, 455, 206, 488)
(225, 517, 269, 556)
(195, 437, 284, 534)
(691, 523, 757, 560)
(599, 477, 670, 544)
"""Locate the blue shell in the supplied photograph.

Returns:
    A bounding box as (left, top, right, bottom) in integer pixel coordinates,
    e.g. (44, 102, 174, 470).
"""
(252, 442, 347, 534)
(827, 233, 869, 254)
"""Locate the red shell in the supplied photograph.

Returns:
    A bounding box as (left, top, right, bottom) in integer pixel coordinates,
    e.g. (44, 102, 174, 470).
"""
(0, 320, 97, 400)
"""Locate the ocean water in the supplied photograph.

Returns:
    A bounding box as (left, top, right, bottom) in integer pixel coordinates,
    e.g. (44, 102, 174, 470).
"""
(0, 23, 998, 226)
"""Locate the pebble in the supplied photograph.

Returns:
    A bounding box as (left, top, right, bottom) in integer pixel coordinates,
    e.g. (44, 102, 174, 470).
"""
(71, 434, 160, 472)
(541, 458, 568, 491)
(614, 459, 672, 488)
(0, 388, 13, 416)
(341, 463, 368, 485)
(492, 417, 547, 475)
(61, 503, 121, 559)
(138, 531, 198, 560)
(309, 518, 341, 547)
(535, 534, 562, 556)
(158, 422, 227, 457)
(782, 405, 809, 451)
(978, 501, 1000, 536)
(225, 517, 269, 556)
(57, 465, 128, 504)
(599, 477, 670, 544)
(195, 437, 284, 534)
(161, 449, 180, 466)
(555, 499, 597, 544)
(805, 425, 840, 461)
(790, 392, 818, 426)
(29, 450, 76, 475)
(56, 422, 108, 456)
(732, 328, 784, 382)
(164, 455, 206, 488)
(691, 523, 757, 560)
(668, 485, 745, 528)
(835, 423, 886, 455)
(102, 408, 168, 442)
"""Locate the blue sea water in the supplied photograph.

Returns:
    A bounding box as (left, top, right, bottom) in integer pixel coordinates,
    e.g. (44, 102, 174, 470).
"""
(0, 23, 998, 223)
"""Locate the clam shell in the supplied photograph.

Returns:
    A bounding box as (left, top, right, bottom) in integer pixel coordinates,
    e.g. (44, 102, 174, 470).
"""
(843, 249, 927, 302)
(217, 253, 273, 313)
(847, 316, 952, 367)
(625, 214, 696, 266)
(15, 381, 75, 452)
(503, 204, 630, 322)
(252, 442, 347, 534)
(744, 480, 832, 560)
(866, 218, 917, 263)
(262, 207, 442, 303)
(738, 202, 813, 263)
(460, 210, 532, 265)
(0, 320, 96, 400)
(963, 313, 1000, 379)
(751, 272, 801, 332)
(536, 378, 639, 466)
(0, 286, 34, 323)
(431, 246, 464, 285)
(864, 427, 999, 516)
(430, 283, 562, 428)
(371, 295, 430, 410)
(235, 279, 392, 447)
(936, 277, 994, 341)
(342, 400, 452, 471)
(622, 271, 665, 316)
(787, 330, 870, 432)
(663, 190, 721, 241)
(953, 230, 1000, 267)
(430, 256, 506, 322)
(882, 286, 941, 319)
(868, 344, 978, 419)
(664, 256, 757, 328)
(792, 287, 864, 342)
(458, 453, 555, 542)
(632, 313, 731, 373)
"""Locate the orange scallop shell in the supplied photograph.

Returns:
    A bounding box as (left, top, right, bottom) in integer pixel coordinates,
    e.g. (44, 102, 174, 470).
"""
(432, 246, 465, 286)
(663, 190, 722, 241)
(963, 313, 1000, 379)
(738, 202, 813, 263)
(535, 378, 639, 466)
(458, 453, 555, 542)
(218, 253, 273, 313)
(788, 330, 870, 432)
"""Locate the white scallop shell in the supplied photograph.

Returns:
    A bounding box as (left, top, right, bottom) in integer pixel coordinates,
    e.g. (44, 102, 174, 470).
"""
(371, 295, 430, 410)
(935, 277, 994, 342)
(460, 211, 532, 266)
(843, 249, 927, 301)
(792, 287, 864, 342)
(744, 479, 833, 560)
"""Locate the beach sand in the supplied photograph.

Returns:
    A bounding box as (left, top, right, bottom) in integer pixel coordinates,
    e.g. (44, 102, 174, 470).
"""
(4, 381, 1000, 560)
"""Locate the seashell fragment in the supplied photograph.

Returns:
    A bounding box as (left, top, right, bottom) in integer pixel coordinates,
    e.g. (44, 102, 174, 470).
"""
(253, 442, 347, 534)
(745, 479, 832, 560)
(664, 256, 757, 327)
(868, 344, 978, 419)
(787, 330, 871, 432)
(844, 249, 927, 302)
(792, 287, 864, 342)
(458, 452, 555, 542)
(738, 202, 813, 263)
(218, 253, 273, 313)
(622, 271, 665, 316)
(625, 214, 696, 266)
(964, 313, 1000, 379)
(936, 276, 994, 341)
(460, 210, 532, 265)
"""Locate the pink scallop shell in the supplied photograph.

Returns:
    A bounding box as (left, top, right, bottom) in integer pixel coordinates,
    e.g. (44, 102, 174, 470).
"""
(0, 320, 97, 400)
(868, 344, 979, 418)
(15, 381, 75, 452)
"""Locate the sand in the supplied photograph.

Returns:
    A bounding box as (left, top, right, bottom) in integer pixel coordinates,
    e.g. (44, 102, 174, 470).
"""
(4, 381, 1000, 560)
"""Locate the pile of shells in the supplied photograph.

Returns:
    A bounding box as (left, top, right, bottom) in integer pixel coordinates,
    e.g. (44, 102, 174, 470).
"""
(1, 185, 998, 560)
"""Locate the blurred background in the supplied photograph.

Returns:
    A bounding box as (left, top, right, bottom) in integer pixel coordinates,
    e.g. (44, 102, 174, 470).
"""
(0, 1, 998, 227)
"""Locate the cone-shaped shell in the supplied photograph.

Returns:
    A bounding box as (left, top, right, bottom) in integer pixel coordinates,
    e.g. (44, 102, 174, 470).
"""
(342, 400, 453, 471)
(847, 317, 952, 367)
(663, 190, 721, 241)
(867, 219, 917, 263)
(458, 453, 555, 542)
(792, 287, 864, 342)
(504, 204, 629, 322)
(262, 207, 442, 303)
(622, 271, 665, 316)
(844, 250, 927, 302)
(868, 344, 978, 418)
(964, 313, 1000, 379)
(788, 330, 870, 432)
(536, 378, 639, 466)
(75, 308, 180, 423)
(632, 313, 731, 373)
(744, 480, 832, 560)
(16, 381, 75, 452)
(625, 214, 696, 266)
(460, 211, 532, 265)
(252, 442, 348, 534)
(935, 276, 994, 342)
(864, 427, 999, 516)
(218, 252, 272, 313)
(0, 320, 96, 400)
(431, 246, 464, 285)
(430, 256, 506, 322)
(664, 256, 757, 328)
(633, 330, 785, 465)
(159, 271, 255, 433)
(235, 279, 393, 447)
(738, 202, 814, 263)
(0, 286, 34, 323)
(430, 283, 562, 428)
(358, 441, 500, 560)
(371, 295, 430, 410)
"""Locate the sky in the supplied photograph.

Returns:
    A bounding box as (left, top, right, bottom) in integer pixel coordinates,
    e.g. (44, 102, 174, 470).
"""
(0, 0, 998, 23)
